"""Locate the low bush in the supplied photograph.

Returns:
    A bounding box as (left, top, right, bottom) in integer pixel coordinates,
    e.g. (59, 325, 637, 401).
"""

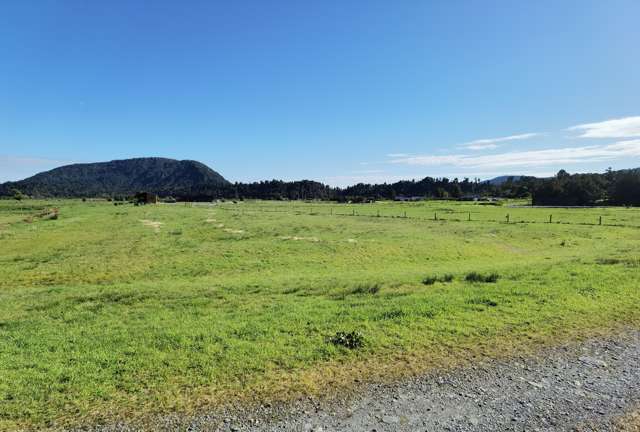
(596, 258, 620, 265)
(468, 297, 498, 307)
(422, 276, 438, 285)
(422, 274, 454, 285)
(328, 331, 364, 349)
(350, 283, 380, 295)
(375, 309, 406, 320)
(465, 272, 499, 283)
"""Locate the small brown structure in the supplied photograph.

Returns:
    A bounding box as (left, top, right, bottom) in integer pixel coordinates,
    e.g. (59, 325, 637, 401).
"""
(134, 192, 158, 205)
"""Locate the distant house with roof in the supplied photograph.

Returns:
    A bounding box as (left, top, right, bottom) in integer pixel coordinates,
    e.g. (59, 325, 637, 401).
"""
(134, 192, 158, 205)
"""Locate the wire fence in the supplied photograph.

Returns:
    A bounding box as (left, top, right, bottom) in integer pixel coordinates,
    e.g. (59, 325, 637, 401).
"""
(212, 204, 640, 230)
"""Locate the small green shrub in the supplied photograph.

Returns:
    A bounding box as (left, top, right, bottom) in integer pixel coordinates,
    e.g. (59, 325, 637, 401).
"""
(422, 276, 438, 285)
(328, 331, 364, 349)
(468, 298, 498, 307)
(350, 283, 380, 295)
(422, 274, 454, 285)
(596, 258, 620, 265)
(465, 272, 499, 283)
(441, 273, 454, 282)
(421, 309, 437, 318)
(624, 259, 640, 268)
(375, 309, 406, 320)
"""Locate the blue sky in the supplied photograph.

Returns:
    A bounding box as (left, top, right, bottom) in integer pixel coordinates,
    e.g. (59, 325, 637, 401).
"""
(1, 0, 639, 186)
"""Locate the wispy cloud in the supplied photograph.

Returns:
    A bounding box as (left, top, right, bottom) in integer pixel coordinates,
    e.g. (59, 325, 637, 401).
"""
(464, 143, 499, 150)
(351, 169, 385, 174)
(389, 139, 640, 169)
(568, 116, 640, 138)
(0, 155, 74, 183)
(386, 153, 409, 158)
(462, 133, 540, 150)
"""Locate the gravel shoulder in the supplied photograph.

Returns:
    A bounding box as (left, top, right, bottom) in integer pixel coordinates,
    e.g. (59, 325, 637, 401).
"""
(81, 329, 640, 432)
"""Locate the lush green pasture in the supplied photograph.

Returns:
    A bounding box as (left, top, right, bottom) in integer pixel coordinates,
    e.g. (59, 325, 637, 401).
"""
(1, 199, 640, 429)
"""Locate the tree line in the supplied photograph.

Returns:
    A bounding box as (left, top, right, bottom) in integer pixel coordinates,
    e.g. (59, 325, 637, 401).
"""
(531, 168, 640, 206)
(192, 168, 640, 206)
(3, 168, 640, 206)
(196, 176, 532, 202)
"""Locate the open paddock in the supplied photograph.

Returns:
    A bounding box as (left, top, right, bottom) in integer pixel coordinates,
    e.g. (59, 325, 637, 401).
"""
(1, 199, 640, 429)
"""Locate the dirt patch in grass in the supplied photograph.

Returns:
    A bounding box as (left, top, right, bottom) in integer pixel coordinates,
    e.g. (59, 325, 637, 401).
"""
(139, 219, 163, 232)
(280, 236, 320, 242)
(24, 207, 59, 223)
(223, 228, 245, 234)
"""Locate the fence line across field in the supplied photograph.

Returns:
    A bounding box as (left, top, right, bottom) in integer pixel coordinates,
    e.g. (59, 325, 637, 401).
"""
(213, 205, 640, 229)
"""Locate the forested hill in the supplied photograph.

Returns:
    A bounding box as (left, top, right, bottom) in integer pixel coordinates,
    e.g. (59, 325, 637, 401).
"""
(0, 158, 229, 199)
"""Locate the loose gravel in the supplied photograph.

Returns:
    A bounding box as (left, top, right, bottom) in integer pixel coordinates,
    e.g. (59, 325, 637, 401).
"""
(77, 329, 640, 432)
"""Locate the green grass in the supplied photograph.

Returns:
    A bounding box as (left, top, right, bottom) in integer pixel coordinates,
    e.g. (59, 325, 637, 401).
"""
(1, 199, 640, 429)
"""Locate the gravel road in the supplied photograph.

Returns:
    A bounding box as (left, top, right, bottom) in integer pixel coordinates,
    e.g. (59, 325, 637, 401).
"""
(83, 329, 640, 432)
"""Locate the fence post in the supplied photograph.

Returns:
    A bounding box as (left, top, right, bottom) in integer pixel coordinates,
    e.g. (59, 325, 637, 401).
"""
(506, 214, 510, 223)
(549, 214, 553, 224)
(330, 208, 333, 216)
(468, 212, 471, 221)
(352, 209, 355, 216)
(599, 216, 602, 226)
(404, 211, 407, 218)
(377, 210, 380, 217)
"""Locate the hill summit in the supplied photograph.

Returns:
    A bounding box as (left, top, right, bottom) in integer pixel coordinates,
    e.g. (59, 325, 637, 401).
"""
(0, 157, 229, 199)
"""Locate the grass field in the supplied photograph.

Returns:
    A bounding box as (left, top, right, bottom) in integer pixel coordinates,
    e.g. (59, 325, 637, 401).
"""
(1, 199, 640, 430)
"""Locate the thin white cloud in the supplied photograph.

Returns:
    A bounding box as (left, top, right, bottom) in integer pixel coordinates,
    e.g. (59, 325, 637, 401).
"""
(389, 139, 640, 169)
(0, 155, 74, 183)
(465, 143, 499, 150)
(351, 169, 385, 174)
(462, 132, 539, 150)
(568, 116, 640, 138)
(386, 153, 410, 158)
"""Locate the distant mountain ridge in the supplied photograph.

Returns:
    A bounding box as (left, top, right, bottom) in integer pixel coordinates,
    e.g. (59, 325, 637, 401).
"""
(0, 157, 229, 198)
(484, 175, 527, 185)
